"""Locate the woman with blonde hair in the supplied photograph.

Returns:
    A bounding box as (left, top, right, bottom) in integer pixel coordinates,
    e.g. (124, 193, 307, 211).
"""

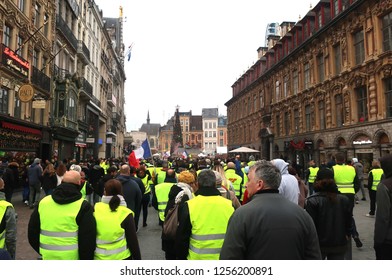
(212, 164, 234, 192)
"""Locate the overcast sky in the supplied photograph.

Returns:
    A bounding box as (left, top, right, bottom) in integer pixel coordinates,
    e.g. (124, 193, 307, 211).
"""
(94, 0, 319, 131)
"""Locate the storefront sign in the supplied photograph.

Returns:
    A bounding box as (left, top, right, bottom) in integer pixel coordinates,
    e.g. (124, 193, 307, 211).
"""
(18, 84, 34, 102)
(32, 100, 46, 109)
(86, 137, 95, 143)
(1, 44, 29, 77)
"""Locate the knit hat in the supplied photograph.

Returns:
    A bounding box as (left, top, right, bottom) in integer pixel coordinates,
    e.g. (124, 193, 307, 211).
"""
(316, 168, 334, 181)
(352, 157, 358, 163)
(213, 170, 222, 185)
(33, 158, 41, 164)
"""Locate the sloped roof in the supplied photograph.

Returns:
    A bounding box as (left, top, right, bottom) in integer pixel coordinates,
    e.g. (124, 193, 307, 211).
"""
(140, 123, 161, 135)
(202, 108, 218, 118)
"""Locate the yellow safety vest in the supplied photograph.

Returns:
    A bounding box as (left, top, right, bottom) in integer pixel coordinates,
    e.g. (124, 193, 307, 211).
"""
(94, 202, 134, 260)
(157, 170, 167, 184)
(38, 196, 84, 260)
(80, 181, 87, 199)
(369, 168, 384, 191)
(139, 175, 151, 194)
(225, 169, 243, 199)
(0, 200, 13, 249)
(333, 165, 356, 194)
(241, 167, 248, 201)
(308, 167, 319, 183)
(187, 195, 234, 260)
(100, 162, 109, 174)
(155, 182, 174, 221)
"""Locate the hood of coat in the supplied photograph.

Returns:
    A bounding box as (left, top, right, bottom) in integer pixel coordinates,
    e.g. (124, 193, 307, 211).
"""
(51, 182, 82, 204)
(271, 159, 289, 175)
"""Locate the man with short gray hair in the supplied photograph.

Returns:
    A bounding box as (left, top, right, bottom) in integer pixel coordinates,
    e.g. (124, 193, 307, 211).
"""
(220, 160, 321, 260)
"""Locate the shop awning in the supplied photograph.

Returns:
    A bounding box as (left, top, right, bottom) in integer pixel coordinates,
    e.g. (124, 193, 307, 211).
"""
(1, 121, 42, 136)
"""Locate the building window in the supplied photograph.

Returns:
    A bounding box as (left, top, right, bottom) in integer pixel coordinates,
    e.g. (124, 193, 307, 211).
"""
(333, 44, 341, 75)
(356, 86, 368, 122)
(317, 54, 324, 83)
(293, 70, 299, 95)
(18, 0, 25, 12)
(283, 75, 289, 98)
(333, 0, 340, 17)
(304, 63, 310, 90)
(275, 80, 280, 102)
(260, 90, 264, 108)
(68, 96, 76, 122)
(253, 95, 257, 112)
(318, 100, 326, 130)
(213, 131, 216, 138)
(3, 24, 11, 46)
(205, 131, 208, 138)
(275, 114, 280, 136)
(354, 30, 365, 65)
(219, 130, 223, 136)
(14, 97, 21, 118)
(386, 78, 392, 118)
(284, 111, 290, 135)
(305, 104, 312, 131)
(294, 109, 300, 134)
(335, 94, 344, 127)
(34, 3, 41, 28)
(44, 13, 49, 36)
(220, 139, 224, 146)
(0, 89, 9, 114)
(33, 49, 39, 68)
(382, 12, 392, 52)
(16, 35, 23, 56)
(318, 12, 323, 28)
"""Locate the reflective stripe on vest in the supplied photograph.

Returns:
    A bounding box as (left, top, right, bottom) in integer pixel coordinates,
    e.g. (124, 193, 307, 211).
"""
(225, 169, 242, 198)
(0, 200, 13, 249)
(38, 196, 84, 260)
(369, 169, 384, 191)
(94, 202, 133, 260)
(155, 182, 174, 221)
(187, 195, 234, 260)
(333, 165, 356, 194)
(308, 167, 319, 183)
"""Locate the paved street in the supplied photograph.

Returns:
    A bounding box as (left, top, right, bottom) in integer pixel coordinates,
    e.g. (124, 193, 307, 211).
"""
(12, 190, 376, 260)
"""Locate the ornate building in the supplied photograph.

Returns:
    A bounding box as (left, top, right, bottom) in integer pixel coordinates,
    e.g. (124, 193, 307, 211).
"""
(226, 0, 392, 173)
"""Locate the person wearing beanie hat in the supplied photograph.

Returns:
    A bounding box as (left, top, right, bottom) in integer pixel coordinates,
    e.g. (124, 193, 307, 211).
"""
(0, 178, 17, 259)
(305, 169, 351, 260)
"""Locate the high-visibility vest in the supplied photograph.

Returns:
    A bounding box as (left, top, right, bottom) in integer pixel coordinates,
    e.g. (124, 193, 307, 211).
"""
(94, 202, 134, 260)
(0, 200, 13, 250)
(80, 181, 87, 199)
(100, 162, 109, 174)
(38, 196, 84, 260)
(241, 167, 248, 201)
(187, 195, 234, 260)
(157, 170, 167, 184)
(333, 165, 356, 194)
(155, 182, 174, 221)
(308, 167, 319, 183)
(139, 175, 151, 194)
(225, 169, 243, 198)
(369, 168, 384, 191)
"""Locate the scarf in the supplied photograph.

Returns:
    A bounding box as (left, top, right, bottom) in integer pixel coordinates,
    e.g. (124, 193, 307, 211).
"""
(175, 182, 194, 203)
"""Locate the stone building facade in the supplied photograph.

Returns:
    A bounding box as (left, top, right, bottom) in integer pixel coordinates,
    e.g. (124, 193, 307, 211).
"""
(226, 0, 392, 173)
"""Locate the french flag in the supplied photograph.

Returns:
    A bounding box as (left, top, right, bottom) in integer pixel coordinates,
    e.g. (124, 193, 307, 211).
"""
(134, 138, 151, 159)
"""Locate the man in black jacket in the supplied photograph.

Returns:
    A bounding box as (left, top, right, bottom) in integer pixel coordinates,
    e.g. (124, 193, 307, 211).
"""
(28, 170, 96, 259)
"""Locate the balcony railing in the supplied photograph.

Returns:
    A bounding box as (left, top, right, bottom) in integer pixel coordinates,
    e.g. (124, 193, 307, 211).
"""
(56, 15, 78, 51)
(79, 78, 92, 101)
(53, 65, 70, 81)
(31, 66, 51, 93)
(77, 40, 90, 64)
(112, 112, 121, 123)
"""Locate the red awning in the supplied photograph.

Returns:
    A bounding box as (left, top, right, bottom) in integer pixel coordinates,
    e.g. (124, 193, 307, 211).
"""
(1, 121, 42, 136)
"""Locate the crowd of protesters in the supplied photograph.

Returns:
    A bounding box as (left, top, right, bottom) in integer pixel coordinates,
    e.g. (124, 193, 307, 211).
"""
(1, 152, 392, 260)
